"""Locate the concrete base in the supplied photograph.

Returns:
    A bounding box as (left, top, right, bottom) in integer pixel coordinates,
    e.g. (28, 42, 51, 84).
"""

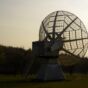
(36, 63, 64, 81)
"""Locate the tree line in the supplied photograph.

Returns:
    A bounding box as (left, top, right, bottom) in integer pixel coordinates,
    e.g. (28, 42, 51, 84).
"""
(0, 45, 32, 74)
(0, 44, 88, 75)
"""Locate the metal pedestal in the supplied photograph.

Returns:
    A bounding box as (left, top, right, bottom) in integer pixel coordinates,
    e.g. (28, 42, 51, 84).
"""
(36, 58, 64, 81)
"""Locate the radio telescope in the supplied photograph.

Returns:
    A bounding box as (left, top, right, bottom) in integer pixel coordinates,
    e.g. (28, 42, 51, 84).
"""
(29, 11, 88, 81)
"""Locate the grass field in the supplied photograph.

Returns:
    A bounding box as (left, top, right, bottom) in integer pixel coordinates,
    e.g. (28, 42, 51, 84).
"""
(0, 74, 88, 88)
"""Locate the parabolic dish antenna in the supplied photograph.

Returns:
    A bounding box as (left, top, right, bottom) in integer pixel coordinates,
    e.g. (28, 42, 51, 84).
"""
(26, 11, 88, 81)
(39, 11, 88, 57)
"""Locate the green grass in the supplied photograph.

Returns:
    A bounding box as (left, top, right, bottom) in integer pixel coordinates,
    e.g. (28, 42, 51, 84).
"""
(0, 74, 88, 88)
(0, 79, 88, 88)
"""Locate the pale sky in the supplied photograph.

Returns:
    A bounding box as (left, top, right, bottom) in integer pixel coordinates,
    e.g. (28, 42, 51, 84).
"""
(0, 0, 88, 50)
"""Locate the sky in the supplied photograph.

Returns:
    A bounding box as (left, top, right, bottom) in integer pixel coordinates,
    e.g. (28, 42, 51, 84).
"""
(0, 0, 88, 50)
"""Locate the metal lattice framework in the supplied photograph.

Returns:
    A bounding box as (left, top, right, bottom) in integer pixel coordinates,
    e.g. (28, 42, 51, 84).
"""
(39, 11, 88, 57)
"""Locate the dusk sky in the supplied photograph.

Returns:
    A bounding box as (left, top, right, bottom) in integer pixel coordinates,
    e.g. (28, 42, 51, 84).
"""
(0, 0, 88, 50)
